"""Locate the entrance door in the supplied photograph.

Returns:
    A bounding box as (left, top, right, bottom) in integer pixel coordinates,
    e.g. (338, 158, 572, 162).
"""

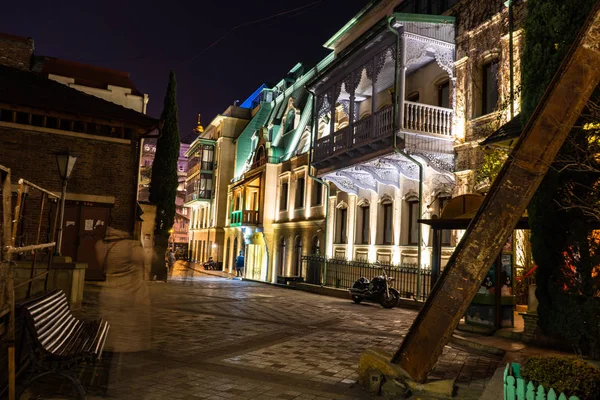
(77, 207, 110, 280)
(61, 205, 80, 262)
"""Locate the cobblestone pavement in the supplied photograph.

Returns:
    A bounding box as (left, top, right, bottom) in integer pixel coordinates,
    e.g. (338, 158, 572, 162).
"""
(25, 261, 500, 399)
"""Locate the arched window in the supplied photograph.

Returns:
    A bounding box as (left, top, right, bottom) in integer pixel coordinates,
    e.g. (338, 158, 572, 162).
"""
(336, 204, 348, 244)
(285, 109, 295, 132)
(311, 236, 320, 255)
(293, 236, 302, 276)
(381, 199, 393, 245)
(278, 237, 286, 275)
(255, 146, 265, 166)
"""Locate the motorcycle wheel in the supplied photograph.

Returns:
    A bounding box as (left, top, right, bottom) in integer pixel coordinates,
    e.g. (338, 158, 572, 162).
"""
(380, 289, 400, 309)
(351, 295, 363, 304)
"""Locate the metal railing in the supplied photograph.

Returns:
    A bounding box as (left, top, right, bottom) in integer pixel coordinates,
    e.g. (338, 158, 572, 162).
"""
(301, 255, 433, 301)
(230, 210, 260, 226)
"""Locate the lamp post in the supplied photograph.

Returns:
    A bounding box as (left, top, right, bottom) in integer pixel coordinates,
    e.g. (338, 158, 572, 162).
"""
(55, 151, 77, 256)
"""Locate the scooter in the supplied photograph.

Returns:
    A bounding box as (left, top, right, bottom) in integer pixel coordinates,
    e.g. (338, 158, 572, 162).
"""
(348, 266, 400, 309)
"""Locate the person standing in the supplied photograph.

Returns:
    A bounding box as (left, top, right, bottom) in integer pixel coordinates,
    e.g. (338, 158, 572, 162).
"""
(235, 251, 244, 277)
(166, 248, 176, 281)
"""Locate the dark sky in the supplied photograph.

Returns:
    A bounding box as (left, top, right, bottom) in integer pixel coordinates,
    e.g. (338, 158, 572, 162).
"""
(1, 0, 368, 141)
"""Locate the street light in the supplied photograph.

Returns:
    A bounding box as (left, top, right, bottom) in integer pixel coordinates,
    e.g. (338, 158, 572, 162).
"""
(55, 151, 77, 256)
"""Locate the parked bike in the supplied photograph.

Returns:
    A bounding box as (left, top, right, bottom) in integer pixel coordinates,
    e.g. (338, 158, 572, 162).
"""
(348, 266, 400, 309)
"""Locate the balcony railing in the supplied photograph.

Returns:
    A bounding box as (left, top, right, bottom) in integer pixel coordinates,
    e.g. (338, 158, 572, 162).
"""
(314, 102, 453, 163)
(404, 101, 452, 137)
(250, 156, 280, 170)
(187, 161, 214, 176)
(230, 210, 260, 227)
(185, 190, 212, 203)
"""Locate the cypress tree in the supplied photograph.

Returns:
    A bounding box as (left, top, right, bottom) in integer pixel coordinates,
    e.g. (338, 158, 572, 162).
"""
(149, 71, 180, 280)
(523, 0, 600, 358)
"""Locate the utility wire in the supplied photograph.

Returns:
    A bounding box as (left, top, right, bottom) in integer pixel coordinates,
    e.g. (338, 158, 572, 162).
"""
(188, 0, 324, 61)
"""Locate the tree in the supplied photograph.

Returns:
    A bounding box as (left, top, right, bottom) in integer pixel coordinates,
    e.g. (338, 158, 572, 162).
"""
(523, 0, 600, 358)
(149, 71, 180, 280)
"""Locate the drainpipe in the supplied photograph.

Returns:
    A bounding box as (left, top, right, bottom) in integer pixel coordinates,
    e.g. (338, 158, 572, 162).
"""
(387, 16, 424, 300)
(305, 85, 330, 286)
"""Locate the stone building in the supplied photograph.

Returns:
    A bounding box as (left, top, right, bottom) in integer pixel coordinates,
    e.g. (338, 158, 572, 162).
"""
(0, 33, 158, 280)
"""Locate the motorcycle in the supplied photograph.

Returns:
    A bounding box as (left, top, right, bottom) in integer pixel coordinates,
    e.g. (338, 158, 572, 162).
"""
(348, 266, 400, 309)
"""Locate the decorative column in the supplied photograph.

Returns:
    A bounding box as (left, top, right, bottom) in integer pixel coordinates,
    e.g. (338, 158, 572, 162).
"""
(346, 194, 357, 261)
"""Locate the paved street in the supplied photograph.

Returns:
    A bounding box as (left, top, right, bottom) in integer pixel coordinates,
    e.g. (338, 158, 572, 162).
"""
(28, 262, 501, 399)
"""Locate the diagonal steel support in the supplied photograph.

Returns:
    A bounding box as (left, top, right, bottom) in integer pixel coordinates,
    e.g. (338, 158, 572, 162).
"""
(392, 1, 600, 383)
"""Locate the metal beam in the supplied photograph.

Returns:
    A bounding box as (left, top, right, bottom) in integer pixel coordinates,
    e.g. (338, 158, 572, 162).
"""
(392, 2, 600, 383)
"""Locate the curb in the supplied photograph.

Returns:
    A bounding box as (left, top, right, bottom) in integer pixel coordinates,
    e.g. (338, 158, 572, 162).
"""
(450, 334, 506, 358)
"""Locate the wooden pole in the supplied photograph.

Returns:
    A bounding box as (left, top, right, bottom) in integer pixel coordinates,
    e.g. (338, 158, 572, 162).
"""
(392, 2, 600, 382)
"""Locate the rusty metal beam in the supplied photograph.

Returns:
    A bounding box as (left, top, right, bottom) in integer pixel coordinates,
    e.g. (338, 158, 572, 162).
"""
(392, 1, 600, 383)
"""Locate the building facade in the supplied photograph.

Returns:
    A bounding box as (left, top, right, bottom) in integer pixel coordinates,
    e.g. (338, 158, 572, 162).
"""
(308, 0, 524, 273)
(222, 61, 331, 282)
(185, 106, 252, 265)
(0, 34, 158, 280)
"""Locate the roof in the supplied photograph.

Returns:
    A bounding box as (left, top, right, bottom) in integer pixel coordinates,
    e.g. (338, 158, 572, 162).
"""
(34, 56, 143, 96)
(480, 114, 523, 147)
(0, 64, 157, 128)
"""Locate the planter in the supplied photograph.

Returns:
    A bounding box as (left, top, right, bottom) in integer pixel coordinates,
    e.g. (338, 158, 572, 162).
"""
(504, 363, 580, 400)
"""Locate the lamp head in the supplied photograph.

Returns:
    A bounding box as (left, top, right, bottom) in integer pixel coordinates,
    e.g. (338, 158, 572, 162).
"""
(55, 151, 77, 180)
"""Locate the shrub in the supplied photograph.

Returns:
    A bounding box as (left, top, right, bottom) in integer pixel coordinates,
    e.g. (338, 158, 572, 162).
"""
(521, 356, 600, 400)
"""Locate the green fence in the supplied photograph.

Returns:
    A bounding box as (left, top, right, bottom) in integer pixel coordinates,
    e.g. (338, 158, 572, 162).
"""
(504, 363, 580, 400)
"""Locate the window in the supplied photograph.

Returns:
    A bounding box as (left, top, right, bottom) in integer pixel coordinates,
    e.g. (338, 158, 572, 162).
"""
(438, 81, 450, 108)
(280, 181, 289, 211)
(482, 61, 499, 116)
(408, 200, 419, 245)
(285, 109, 295, 132)
(360, 205, 370, 244)
(406, 91, 420, 103)
(278, 237, 286, 275)
(295, 176, 305, 209)
(312, 180, 323, 206)
(293, 236, 302, 276)
(383, 203, 393, 245)
(439, 196, 452, 246)
(338, 208, 348, 244)
(202, 145, 214, 170)
(199, 173, 212, 199)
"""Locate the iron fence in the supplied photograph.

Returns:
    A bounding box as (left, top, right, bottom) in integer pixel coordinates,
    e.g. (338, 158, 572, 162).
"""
(301, 255, 433, 301)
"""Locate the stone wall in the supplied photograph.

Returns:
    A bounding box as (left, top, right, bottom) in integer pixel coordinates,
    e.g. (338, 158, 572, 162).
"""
(0, 33, 34, 70)
(0, 124, 138, 233)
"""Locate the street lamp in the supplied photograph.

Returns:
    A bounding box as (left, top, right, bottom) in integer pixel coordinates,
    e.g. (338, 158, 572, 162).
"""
(55, 151, 77, 256)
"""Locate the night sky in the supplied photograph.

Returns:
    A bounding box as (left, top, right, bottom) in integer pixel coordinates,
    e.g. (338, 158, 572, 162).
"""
(2, 0, 368, 141)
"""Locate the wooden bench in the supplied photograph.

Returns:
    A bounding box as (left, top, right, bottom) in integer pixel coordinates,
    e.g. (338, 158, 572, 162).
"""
(17, 289, 109, 399)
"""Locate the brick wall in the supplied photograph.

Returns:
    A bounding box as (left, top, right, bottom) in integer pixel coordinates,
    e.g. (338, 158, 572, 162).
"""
(0, 125, 138, 233)
(0, 34, 34, 70)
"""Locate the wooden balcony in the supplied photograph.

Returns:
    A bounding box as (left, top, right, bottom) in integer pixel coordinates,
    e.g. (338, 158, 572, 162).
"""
(230, 210, 260, 227)
(313, 103, 452, 170)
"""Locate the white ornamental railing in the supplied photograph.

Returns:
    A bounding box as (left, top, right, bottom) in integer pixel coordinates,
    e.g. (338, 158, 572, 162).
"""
(404, 101, 452, 137)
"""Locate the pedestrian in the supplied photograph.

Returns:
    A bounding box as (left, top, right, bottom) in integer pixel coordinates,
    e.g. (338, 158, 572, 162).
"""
(166, 248, 176, 281)
(95, 227, 152, 386)
(235, 250, 244, 277)
(204, 256, 216, 270)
